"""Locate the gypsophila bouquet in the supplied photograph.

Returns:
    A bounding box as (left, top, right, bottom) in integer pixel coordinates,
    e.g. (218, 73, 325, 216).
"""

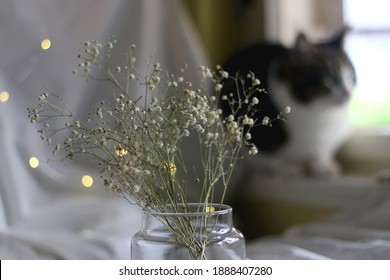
(28, 38, 289, 259)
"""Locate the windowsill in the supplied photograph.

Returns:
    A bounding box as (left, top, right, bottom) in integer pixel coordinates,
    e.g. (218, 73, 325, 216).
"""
(238, 126, 389, 238)
(242, 161, 374, 237)
(337, 126, 390, 177)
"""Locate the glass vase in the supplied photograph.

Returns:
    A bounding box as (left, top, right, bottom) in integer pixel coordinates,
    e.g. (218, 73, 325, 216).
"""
(131, 203, 245, 260)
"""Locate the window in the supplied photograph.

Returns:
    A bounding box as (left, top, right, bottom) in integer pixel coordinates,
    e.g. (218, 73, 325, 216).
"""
(343, 0, 390, 127)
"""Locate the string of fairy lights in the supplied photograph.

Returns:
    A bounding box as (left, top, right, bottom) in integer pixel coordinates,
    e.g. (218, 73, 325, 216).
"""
(1, 38, 94, 188)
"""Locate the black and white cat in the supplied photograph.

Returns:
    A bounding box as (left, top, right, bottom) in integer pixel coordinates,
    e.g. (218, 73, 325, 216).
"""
(222, 30, 356, 177)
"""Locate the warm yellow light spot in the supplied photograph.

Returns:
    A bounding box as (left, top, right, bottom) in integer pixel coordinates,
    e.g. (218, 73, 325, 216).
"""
(0, 91, 10, 103)
(82, 175, 94, 188)
(205, 206, 215, 213)
(29, 157, 39, 168)
(115, 146, 128, 157)
(41, 39, 51, 50)
(164, 162, 176, 176)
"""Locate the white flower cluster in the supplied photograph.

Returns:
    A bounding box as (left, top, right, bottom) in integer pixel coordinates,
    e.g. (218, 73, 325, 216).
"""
(28, 38, 293, 260)
(28, 39, 288, 214)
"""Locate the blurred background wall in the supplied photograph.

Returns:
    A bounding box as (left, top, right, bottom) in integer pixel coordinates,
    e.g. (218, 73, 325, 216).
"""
(183, 0, 344, 66)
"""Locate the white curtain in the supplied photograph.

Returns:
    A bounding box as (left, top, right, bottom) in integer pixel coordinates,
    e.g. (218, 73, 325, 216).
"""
(0, 0, 208, 259)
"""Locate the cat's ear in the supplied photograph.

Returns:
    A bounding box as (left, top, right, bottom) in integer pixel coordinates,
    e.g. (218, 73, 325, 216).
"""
(293, 33, 313, 55)
(320, 27, 350, 49)
(333, 27, 350, 48)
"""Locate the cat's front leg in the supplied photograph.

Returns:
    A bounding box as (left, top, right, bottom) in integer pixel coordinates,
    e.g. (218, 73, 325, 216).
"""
(306, 154, 341, 178)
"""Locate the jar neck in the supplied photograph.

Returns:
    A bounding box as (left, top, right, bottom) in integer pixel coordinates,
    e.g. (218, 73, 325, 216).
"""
(141, 203, 233, 232)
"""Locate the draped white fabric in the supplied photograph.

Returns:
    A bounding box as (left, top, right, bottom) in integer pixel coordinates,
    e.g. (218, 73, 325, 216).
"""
(2, 0, 390, 260)
(246, 175, 390, 259)
(0, 0, 207, 259)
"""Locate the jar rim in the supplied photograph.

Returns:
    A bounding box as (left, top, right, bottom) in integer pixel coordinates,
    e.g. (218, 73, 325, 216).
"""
(143, 203, 232, 217)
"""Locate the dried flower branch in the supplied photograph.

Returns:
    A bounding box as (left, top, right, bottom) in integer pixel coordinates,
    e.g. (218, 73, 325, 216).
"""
(28, 38, 289, 259)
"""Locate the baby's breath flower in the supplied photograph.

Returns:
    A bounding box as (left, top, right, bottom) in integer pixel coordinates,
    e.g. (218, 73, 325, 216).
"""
(242, 115, 254, 126)
(53, 144, 61, 154)
(221, 71, 229, 79)
(115, 146, 128, 157)
(249, 145, 258, 155)
(164, 162, 177, 176)
(215, 83, 223, 91)
(199, 66, 213, 79)
(96, 108, 103, 118)
(133, 184, 140, 193)
(253, 79, 261, 86)
(262, 116, 270, 126)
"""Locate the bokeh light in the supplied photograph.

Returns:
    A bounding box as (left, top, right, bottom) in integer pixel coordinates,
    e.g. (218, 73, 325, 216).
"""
(82, 175, 94, 188)
(29, 157, 40, 168)
(0, 91, 10, 103)
(41, 39, 51, 50)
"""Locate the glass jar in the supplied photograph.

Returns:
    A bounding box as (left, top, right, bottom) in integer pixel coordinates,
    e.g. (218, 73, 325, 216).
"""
(131, 203, 245, 260)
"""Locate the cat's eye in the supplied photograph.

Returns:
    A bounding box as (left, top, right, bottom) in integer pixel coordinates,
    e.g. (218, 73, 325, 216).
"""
(322, 78, 335, 91)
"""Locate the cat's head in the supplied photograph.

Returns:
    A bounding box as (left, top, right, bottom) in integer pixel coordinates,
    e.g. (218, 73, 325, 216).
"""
(277, 29, 356, 105)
